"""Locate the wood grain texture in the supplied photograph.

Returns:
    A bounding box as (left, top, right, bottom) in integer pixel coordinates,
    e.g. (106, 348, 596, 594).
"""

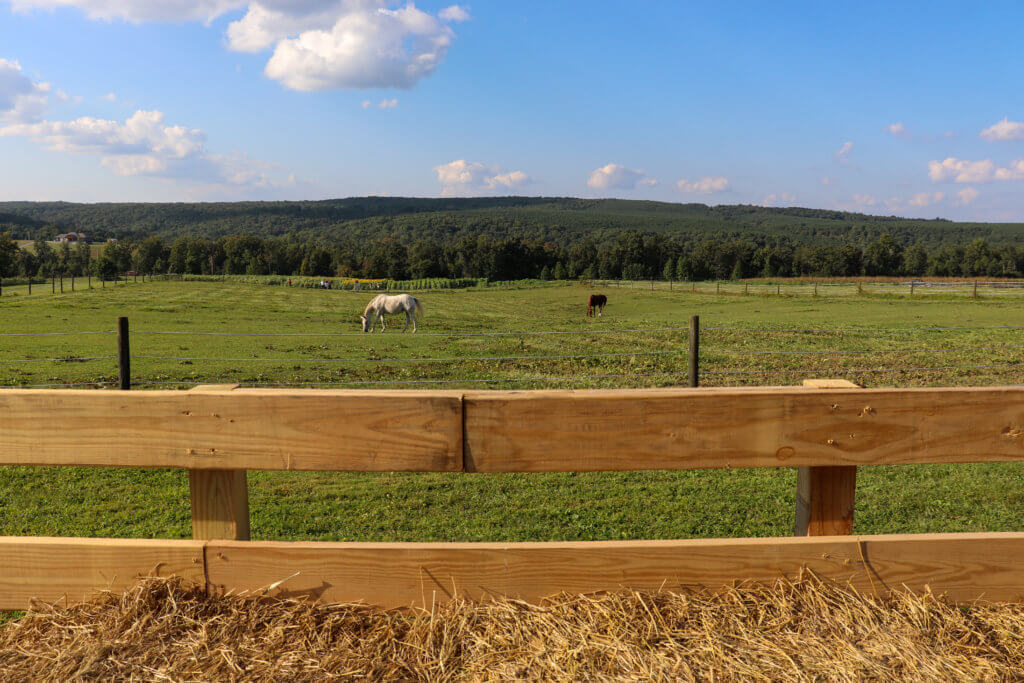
(464, 386, 1024, 471)
(205, 533, 1024, 608)
(0, 537, 205, 610)
(0, 389, 463, 471)
(802, 379, 861, 389)
(795, 466, 858, 536)
(190, 470, 250, 540)
(795, 379, 861, 536)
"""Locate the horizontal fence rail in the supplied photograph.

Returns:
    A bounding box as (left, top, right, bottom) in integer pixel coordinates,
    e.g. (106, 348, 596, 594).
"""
(5, 385, 1024, 471)
(5, 533, 1024, 610)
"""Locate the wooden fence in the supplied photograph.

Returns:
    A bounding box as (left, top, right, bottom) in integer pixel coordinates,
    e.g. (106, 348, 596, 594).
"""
(3, 381, 1024, 609)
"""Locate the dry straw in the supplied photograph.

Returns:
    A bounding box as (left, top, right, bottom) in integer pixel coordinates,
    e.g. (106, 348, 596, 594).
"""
(2, 572, 1024, 680)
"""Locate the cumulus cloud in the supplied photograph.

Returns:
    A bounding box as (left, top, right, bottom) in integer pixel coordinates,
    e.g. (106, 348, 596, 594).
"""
(0, 58, 50, 124)
(677, 176, 729, 194)
(433, 159, 531, 196)
(0, 108, 291, 189)
(980, 117, 1024, 142)
(908, 192, 944, 207)
(928, 157, 1024, 183)
(761, 192, 796, 206)
(438, 4, 470, 22)
(821, 176, 832, 185)
(586, 163, 652, 190)
(12, 1, 466, 91)
(834, 141, 853, 164)
(956, 187, 979, 206)
(853, 193, 877, 206)
(378, 98, 397, 108)
(8, 0, 243, 22)
(885, 122, 909, 137)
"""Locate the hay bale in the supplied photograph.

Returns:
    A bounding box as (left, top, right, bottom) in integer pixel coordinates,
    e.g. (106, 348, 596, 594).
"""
(1, 573, 1023, 680)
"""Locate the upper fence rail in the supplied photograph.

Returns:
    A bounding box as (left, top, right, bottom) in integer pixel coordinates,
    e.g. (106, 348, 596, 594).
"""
(3, 385, 1024, 472)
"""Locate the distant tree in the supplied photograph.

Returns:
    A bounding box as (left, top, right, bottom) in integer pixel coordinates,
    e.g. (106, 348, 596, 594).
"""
(863, 234, 902, 276)
(134, 236, 167, 274)
(553, 262, 566, 280)
(299, 248, 334, 276)
(622, 263, 644, 281)
(539, 265, 551, 280)
(663, 258, 676, 281)
(0, 233, 17, 279)
(901, 244, 928, 276)
(730, 261, 743, 280)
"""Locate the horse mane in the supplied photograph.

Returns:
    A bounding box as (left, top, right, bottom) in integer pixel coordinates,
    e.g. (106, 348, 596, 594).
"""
(363, 294, 383, 316)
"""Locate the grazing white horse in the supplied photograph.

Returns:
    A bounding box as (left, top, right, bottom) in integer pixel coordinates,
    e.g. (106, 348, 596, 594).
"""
(361, 293, 424, 333)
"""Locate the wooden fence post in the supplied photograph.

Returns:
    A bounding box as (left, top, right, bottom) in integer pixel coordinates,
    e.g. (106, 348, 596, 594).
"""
(813, 283, 817, 297)
(794, 379, 860, 536)
(777, 284, 781, 296)
(973, 281, 978, 298)
(688, 315, 699, 388)
(117, 317, 130, 391)
(744, 283, 748, 295)
(188, 385, 249, 541)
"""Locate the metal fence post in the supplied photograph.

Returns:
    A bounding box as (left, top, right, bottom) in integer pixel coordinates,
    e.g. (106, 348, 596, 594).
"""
(688, 315, 700, 388)
(118, 317, 130, 390)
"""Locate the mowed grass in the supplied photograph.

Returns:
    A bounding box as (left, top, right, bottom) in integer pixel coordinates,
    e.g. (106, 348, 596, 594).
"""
(2, 279, 1024, 542)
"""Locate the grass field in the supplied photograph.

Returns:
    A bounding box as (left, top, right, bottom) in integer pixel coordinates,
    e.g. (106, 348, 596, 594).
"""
(2, 279, 1024, 544)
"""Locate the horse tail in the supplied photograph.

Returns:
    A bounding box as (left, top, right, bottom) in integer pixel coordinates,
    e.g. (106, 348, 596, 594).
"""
(415, 297, 424, 318)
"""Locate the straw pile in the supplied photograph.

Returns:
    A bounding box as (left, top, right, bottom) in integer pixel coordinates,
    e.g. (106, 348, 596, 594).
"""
(2, 573, 1023, 681)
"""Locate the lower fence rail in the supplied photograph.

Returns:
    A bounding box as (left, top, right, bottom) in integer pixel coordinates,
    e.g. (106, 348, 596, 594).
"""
(4, 532, 1024, 610)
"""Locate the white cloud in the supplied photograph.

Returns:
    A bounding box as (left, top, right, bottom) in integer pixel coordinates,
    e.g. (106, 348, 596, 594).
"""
(9, 0, 243, 22)
(834, 141, 853, 164)
(677, 176, 729, 194)
(438, 4, 470, 22)
(852, 193, 876, 206)
(980, 117, 1024, 142)
(0, 58, 50, 124)
(486, 170, 529, 189)
(928, 157, 1024, 183)
(434, 159, 531, 196)
(956, 187, 979, 206)
(587, 163, 651, 190)
(908, 191, 944, 207)
(638, 178, 659, 187)
(821, 176, 832, 185)
(0, 108, 291, 189)
(761, 192, 796, 206)
(885, 122, 909, 137)
(361, 99, 372, 108)
(378, 98, 397, 108)
(102, 92, 116, 102)
(12, 1, 465, 91)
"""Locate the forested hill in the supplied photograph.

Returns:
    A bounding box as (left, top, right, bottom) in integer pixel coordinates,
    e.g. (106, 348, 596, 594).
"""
(2, 197, 1023, 248)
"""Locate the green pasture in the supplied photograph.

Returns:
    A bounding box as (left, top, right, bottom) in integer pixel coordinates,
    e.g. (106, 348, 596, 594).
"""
(2, 278, 1024, 544)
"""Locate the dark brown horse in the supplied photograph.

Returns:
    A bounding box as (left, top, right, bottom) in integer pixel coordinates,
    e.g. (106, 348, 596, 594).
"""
(587, 293, 607, 317)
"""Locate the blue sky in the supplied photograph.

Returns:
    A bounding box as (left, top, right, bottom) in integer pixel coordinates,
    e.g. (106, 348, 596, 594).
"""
(1, 1, 1023, 221)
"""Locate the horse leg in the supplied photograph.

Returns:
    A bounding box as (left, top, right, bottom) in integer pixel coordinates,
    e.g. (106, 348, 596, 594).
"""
(379, 314, 386, 332)
(402, 311, 410, 332)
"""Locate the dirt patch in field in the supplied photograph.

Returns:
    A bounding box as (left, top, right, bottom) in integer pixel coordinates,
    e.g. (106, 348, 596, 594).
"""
(2, 573, 1023, 680)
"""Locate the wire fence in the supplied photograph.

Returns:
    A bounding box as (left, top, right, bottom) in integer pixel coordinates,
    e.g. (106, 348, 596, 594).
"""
(2, 319, 1024, 390)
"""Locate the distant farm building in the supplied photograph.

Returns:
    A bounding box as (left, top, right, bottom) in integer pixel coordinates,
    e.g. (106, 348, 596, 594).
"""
(55, 233, 89, 244)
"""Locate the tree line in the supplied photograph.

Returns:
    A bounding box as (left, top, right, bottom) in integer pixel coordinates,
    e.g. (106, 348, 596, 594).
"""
(3, 231, 1023, 282)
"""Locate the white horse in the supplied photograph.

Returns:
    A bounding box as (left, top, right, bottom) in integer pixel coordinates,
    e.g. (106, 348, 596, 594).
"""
(360, 293, 424, 333)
